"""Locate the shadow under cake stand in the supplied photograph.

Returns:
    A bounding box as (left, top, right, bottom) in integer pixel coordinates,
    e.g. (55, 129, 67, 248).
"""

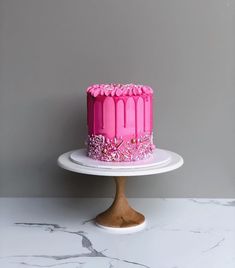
(57, 148, 183, 233)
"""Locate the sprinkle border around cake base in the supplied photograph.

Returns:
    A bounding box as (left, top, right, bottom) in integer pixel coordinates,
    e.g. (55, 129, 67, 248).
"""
(87, 133, 155, 162)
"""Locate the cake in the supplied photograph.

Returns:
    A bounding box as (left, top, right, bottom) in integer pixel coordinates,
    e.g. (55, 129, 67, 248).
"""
(86, 83, 155, 162)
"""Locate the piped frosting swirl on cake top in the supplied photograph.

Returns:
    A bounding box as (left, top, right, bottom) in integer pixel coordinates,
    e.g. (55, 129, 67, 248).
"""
(86, 83, 153, 97)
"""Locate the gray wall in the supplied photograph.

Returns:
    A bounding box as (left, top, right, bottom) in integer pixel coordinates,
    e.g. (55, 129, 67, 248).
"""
(0, 0, 235, 197)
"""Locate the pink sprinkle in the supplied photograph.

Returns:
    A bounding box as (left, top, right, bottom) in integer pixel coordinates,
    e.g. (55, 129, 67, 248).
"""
(87, 133, 154, 162)
(86, 83, 154, 98)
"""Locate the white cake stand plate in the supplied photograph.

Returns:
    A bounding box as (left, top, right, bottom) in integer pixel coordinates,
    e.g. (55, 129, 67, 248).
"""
(58, 148, 183, 234)
(70, 148, 171, 169)
(58, 148, 183, 176)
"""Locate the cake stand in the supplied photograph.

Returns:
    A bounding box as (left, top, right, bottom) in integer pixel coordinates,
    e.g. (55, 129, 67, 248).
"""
(57, 148, 183, 234)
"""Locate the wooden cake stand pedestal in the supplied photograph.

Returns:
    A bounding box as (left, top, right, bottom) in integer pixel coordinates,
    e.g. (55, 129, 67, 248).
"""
(96, 176, 145, 229)
(58, 148, 183, 234)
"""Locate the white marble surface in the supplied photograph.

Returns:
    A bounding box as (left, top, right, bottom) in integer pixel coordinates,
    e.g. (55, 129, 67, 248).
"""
(0, 198, 235, 268)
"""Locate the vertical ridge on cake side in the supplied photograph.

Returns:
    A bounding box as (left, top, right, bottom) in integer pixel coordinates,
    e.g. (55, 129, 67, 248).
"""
(86, 84, 155, 162)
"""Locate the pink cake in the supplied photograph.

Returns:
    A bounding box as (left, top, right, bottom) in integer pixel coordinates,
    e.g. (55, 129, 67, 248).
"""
(86, 84, 155, 162)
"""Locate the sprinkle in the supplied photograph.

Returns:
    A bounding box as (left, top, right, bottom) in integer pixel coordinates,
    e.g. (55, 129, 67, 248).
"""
(87, 133, 154, 162)
(86, 83, 154, 98)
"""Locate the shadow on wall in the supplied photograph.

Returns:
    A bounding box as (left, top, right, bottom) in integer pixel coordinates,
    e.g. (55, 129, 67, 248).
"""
(44, 95, 113, 197)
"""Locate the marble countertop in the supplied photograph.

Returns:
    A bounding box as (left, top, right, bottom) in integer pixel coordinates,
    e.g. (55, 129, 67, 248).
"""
(0, 198, 234, 268)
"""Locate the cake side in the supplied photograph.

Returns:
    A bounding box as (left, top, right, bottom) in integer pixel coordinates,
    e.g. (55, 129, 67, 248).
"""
(86, 84, 155, 162)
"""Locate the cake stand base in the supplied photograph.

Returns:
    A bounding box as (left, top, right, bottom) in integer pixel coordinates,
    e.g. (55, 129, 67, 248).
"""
(95, 176, 146, 233)
(96, 220, 146, 234)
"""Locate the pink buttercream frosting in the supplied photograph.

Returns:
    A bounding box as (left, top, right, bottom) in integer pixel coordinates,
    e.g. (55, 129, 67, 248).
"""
(86, 83, 155, 162)
(86, 83, 153, 97)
